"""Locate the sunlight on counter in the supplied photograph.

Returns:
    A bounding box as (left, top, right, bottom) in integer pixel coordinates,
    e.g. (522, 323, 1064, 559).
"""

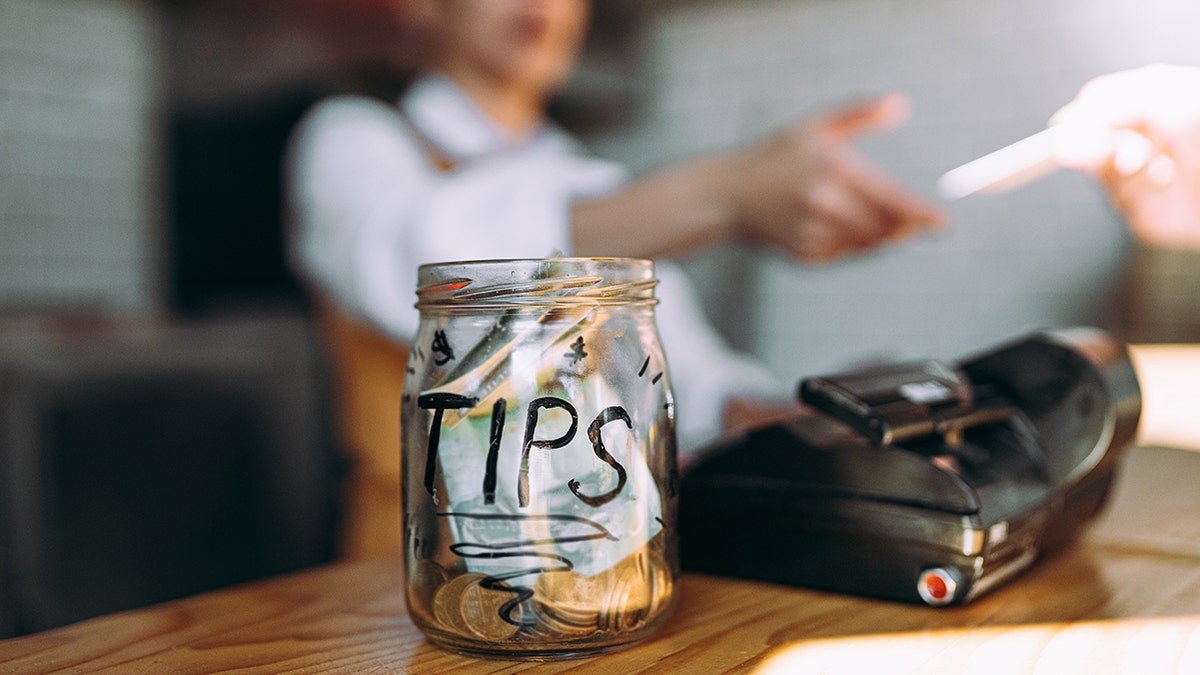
(1129, 345, 1200, 453)
(752, 616, 1200, 674)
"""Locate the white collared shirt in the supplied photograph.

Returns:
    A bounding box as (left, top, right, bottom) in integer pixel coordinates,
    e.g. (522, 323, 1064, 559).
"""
(286, 74, 784, 451)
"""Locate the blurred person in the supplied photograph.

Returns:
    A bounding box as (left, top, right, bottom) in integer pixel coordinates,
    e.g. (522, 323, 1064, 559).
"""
(286, 0, 943, 557)
(1052, 63, 1200, 454)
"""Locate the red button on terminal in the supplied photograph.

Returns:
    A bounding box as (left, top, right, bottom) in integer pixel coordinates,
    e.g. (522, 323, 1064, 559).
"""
(917, 568, 959, 606)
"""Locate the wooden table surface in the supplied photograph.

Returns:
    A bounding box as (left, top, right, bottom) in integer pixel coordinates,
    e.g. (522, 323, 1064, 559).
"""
(3, 444, 1200, 674)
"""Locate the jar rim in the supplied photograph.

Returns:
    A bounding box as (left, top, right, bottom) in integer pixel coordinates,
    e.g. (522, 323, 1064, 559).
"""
(415, 257, 658, 310)
(416, 256, 651, 270)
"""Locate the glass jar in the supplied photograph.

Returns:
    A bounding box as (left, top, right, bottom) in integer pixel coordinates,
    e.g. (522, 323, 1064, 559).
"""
(401, 258, 679, 659)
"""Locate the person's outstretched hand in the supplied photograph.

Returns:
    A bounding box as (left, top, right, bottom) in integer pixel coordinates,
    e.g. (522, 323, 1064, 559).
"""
(1053, 63, 1200, 249)
(725, 92, 944, 261)
(572, 92, 942, 262)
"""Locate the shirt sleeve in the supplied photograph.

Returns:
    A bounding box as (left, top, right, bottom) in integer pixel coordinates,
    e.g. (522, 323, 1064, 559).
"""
(286, 96, 424, 339)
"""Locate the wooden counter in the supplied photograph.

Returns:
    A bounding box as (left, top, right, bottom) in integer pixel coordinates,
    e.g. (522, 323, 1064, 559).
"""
(3, 445, 1199, 674)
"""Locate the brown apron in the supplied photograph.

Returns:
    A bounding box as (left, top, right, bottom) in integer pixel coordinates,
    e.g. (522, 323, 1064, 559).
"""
(318, 117, 455, 559)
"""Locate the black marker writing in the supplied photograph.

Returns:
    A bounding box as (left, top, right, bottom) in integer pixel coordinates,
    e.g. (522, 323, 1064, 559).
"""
(438, 512, 618, 626)
(637, 356, 662, 384)
(431, 329, 455, 366)
(564, 336, 588, 365)
(420, 394, 638, 508)
(483, 398, 507, 505)
(569, 406, 630, 507)
(518, 397, 578, 507)
(418, 392, 478, 495)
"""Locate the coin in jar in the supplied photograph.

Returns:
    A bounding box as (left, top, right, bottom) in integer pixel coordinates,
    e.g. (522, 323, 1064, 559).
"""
(408, 559, 450, 611)
(432, 573, 485, 637)
(533, 569, 606, 619)
(532, 570, 602, 635)
(460, 579, 521, 642)
(532, 602, 598, 638)
(598, 567, 654, 632)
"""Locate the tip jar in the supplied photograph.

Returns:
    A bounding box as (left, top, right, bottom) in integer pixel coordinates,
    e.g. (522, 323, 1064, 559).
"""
(400, 258, 679, 659)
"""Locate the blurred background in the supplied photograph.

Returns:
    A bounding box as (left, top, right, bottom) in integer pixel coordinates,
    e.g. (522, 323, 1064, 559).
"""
(2, 0, 1199, 637)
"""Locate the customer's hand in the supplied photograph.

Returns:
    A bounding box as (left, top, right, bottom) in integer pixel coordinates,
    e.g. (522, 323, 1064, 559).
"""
(724, 92, 944, 261)
(1054, 64, 1200, 249)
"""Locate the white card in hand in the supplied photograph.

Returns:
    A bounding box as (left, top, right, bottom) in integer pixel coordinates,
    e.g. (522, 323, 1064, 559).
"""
(937, 128, 1060, 200)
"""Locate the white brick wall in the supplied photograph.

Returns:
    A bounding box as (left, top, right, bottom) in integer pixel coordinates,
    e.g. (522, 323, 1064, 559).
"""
(587, 0, 1200, 380)
(0, 0, 162, 314)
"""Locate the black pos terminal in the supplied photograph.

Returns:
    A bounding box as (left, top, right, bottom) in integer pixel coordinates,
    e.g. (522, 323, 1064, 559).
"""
(679, 328, 1142, 606)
